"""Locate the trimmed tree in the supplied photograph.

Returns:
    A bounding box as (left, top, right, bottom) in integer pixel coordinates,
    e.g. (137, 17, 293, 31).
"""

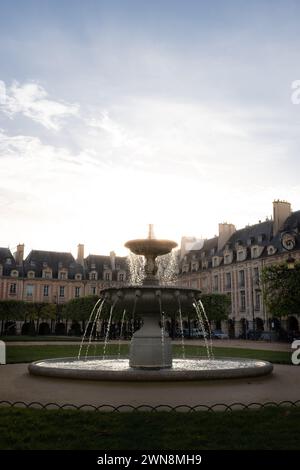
(261, 262, 300, 318)
(200, 293, 231, 323)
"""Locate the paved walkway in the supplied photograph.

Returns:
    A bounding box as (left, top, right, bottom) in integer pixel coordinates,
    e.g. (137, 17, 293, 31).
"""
(5, 339, 290, 351)
(0, 363, 298, 408)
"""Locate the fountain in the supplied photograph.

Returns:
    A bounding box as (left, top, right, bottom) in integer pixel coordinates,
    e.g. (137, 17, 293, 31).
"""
(28, 226, 273, 381)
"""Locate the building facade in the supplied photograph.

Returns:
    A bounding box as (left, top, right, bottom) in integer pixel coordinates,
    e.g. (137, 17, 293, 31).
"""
(0, 244, 128, 306)
(178, 201, 300, 338)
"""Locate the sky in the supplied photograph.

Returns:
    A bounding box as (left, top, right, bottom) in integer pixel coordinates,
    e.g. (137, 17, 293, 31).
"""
(0, 0, 300, 257)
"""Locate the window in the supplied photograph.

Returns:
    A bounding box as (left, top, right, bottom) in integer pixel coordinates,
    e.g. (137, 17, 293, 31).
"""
(253, 267, 259, 285)
(9, 283, 16, 294)
(91, 286, 96, 295)
(59, 272, 67, 280)
(26, 284, 34, 297)
(252, 247, 258, 258)
(240, 291, 246, 311)
(43, 270, 52, 279)
(11, 270, 18, 277)
(255, 291, 261, 310)
(59, 286, 65, 297)
(90, 272, 96, 280)
(105, 272, 111, 281)
(224, 254, 232, 265)
(75, 287, 80, 298)
(43, 285, 49, 297)
(213, 275, 218, 292)
(119, 273, 124, 281)
(239, 270, 245, 287)
(75, 273, 82, 280)
(225, 272, 231, 289)
(5, 258, 12, 265)
(27, 271, 35, 279)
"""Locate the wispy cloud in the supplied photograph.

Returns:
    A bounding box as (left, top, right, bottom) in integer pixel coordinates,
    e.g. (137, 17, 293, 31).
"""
(0, 80, 79, 130)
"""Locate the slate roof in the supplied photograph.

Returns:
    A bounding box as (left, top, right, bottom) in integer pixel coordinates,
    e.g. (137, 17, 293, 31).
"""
(180, 211, 300, 272)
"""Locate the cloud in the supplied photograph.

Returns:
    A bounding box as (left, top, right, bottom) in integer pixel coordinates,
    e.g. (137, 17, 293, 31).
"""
(0, 80, 79, 130)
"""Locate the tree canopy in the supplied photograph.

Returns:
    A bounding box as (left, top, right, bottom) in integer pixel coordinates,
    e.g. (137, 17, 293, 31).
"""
(261, 262, 300, 317)
(200, 293, 231, 322)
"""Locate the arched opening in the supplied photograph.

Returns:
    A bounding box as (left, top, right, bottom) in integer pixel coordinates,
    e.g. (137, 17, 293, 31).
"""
(255, 317, 264, 331)
(239, 318, 247, 339)
(55, 322, 66, 335)
(68, 321, 81, 337)
(38, 322, 51, 335)
(21, 321, 36, 336)
(287, 316, 299, 332)
(228, 319, 235, 339)
(4, 321, 16, 335)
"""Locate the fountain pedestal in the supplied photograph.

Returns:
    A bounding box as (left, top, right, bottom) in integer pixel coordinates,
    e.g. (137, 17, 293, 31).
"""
(129, 313, 172, 369)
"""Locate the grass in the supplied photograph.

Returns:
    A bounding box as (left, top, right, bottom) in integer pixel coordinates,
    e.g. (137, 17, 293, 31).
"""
(0, 406, 299, 450)
(5, 343, 291, 364)
(0, 335, 81, 342)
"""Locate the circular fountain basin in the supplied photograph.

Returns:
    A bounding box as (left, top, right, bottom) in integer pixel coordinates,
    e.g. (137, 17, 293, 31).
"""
(28, 357, 273, 381)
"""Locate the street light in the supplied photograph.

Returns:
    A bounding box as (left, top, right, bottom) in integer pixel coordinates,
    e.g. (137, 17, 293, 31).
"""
(287, 255, 295, 270)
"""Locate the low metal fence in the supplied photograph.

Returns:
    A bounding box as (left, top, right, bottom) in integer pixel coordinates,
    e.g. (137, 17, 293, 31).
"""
(0, 399, 299, 412)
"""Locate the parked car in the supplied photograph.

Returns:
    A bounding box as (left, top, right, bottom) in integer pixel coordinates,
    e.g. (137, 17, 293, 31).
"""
(211, 330, 229, 339)
(259, 331, 279, 341)
(246, 329, 262, 340)
(182, 328, 207, 338)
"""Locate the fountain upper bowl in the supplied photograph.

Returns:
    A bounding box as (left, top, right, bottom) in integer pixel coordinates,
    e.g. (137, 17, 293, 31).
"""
(125, 239, 177, 257)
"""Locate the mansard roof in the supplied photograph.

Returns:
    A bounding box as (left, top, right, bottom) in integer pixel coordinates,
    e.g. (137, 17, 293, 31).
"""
(0, 247, 17, 275)
(24, 250, 83, 279)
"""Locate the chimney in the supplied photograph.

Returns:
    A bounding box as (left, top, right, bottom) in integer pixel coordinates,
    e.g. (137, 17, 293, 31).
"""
(218, 223, 236, 251)
(77, 244, 84, 266)
(110, 251, 116, 270)
(273, 200, 291, 236)
(14, 244, 24, 265)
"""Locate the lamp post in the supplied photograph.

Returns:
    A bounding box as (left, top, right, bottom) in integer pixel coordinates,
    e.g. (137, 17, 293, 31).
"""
(287, 254, 295, 270)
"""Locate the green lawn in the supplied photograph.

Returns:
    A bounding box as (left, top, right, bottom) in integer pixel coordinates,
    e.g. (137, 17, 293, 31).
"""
(6, 343, 291, 364)
(0, 335, 81, 342)
(0, 407, 299, 450)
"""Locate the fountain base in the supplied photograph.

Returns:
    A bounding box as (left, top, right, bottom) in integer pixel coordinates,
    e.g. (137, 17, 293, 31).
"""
(28, 357, 273, 381)
(129, 313, 172, 369)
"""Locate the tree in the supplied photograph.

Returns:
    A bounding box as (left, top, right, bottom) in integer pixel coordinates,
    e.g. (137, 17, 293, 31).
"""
(261, 262, 300, 317)
(62, 296, 102, 323)
(200, 293, 231, 322)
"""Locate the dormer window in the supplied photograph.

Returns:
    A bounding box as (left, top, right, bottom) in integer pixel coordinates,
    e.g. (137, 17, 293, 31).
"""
(212, 257, 220, 268)
(267, 245, 276, 256)
(43, 270, 52, 279)
(43, 262, 48, 268)
(90, 271, 97, 281)
(237, 249, 246, 261)
(251, 246, 258, 259)
(202, 260, 208, 270)
(224, 253, 233, 265)
(27, 270, 35, 279)
(258, 234, 266, 243)
(5, 258, 12, 265)
(91, 263, 96, 269)
(191, 262, 198, 271)
(210, 248, 215, 256)
(59, 271, 67, 280)
(11, 270, 18, 277)
(201, 252, 206, 259)
(58, 262, 63, 269)
(75, 273, 82, 281)
(247, 237, 255, 246)
(118, 273, 125, 282)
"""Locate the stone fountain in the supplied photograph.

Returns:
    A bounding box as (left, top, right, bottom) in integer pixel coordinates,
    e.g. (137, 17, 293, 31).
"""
(28, 226, 273, 381)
